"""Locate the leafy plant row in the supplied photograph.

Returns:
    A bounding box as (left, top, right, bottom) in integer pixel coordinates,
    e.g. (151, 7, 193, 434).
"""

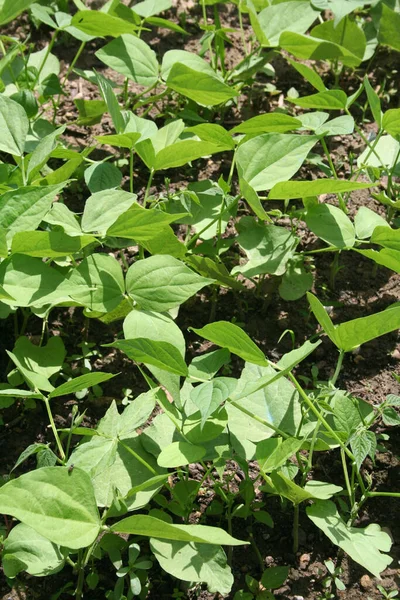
(0, 0, 399, 599)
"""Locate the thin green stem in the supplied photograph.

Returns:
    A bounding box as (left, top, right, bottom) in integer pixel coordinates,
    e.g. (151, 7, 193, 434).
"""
(62, 40, 86, 87)
(345, 108, 386, 168)
(143, 168, 155, 208)
(32, 31, 58, 89)
(229, 399, 290, 438)
(367, 491, 400, 498)
(288, 373, 354, 462)
(119, 440, 157, 476)
(341, 448, 354, 506)
(227, 152, 236, 189)
(129, 148, 134, 194)
(320, 137, 346, 212)
(238, 2, 248, 56)
(44, 397, 66, 461)
(330, 349, 345, 387)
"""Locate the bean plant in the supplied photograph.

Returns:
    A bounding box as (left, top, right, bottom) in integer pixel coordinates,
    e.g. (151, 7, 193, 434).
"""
(0, 0, 399, 598)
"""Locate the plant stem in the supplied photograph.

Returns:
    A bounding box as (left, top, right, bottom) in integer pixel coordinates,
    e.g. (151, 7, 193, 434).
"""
(345, 108, 386, 168)
(229, 399, 290, 438)
(330, 350, 345, 387)
(238, 1, 248, 56)
(341, 448, 354, 506)
(320, 137, 346, 212)
(143, 168, 155, 208)
(129, 148, 134, 194)
(288, 373, 354, 462)
(44, 397, 66, 461)
(32, 31, 58, 89)
(61, 40, 86, 87)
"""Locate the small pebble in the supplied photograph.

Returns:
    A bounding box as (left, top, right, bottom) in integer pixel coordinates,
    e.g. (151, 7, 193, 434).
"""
(360, 574, 373, 590)
(293, 596, 305, 600)
(299, 553, 311, 569)
(265, 556, 274, 565)
(392, 349, 400, 360)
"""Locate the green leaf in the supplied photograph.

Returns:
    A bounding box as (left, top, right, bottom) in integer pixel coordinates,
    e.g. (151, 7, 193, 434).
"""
(186, 123, 235, 150)
(44, 203, 82, 237)
(306, 203, 355, 249)
(356, 248, 400, 273)
(232, 216, 297, 277)
(315, 115, 354, 136)
(269, 179, 372, 200)
(239, 179, 269, 220)
(151, 540, 233, 595)
(364, 76, 382, 128)
(81, 189, 137, 235)
(281, 17, 365, 68)
(354, 207, 389, 240)
(185, 255, 243, 291)
(0, 94, 28, 156)
(68, 254, 125, 313)
(12, 442, 49, 472)
(307, 500, 392, 578)
(71, 10, 138, 36)
(303, 481, 343, 500)
(191, 378, 236, 426)
(307, 293, 339, 347)
(188, 348, 231, 382)
(95, 70, 126, 134)
(0, 255, 70, 307)
(165, 63, 237, 106)
(311, 17, 366, 66)
(49, 372, 117, 399)
(111, 514, 248, 545)
(191, 321, 268, 366)
(95, 132, 141, 149)
(256, 437, 303, 473)
(308, 292, 400, 351)
(69, 399, 164, 510)
(378, 4, 400, 52)
(84, 162, 122, 193)
(133, 0, 171, 17)
(269, 471, 315, 505)
(279, 259, 313, 301)
(333, 391, 364, 437)
(126, 255, 213, 312)
(287, 57, 326, 92)
(158, 441, 206, 468)
(261, 566, 289, 590)
(123, 309, 185, 401)
(254, 1, 319, 47)
(7, 336, 65, 393)
(96, 34, 159, 87)
(237, 134, 319, 191)
(0, 0, 36, 25)
(0, 467, 101, 549)
(11, 231, 96, 258)
(75, 98, 106, 126)
(288, 90, 347, 110)
(2, 522, 66, 578)
(382, 109, 400, 140)
(232, 113, 301, 135)
(350, 429, 376, 470)
(0, 183, 66, 242)
(28, 46, 60, 85)
(109, 338, 188, 376)
(357, 134, 399, 169)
